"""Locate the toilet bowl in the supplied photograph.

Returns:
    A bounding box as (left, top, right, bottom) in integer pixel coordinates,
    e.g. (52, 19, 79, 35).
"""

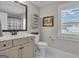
(36, 42, 48, 57)
(34, 34, 48, 57)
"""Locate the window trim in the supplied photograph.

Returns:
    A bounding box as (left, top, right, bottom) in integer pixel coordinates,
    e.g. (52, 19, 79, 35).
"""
(58, 2, 79, 41)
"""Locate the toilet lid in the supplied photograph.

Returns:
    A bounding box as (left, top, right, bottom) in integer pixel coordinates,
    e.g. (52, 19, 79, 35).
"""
(37, 42, 48, 45)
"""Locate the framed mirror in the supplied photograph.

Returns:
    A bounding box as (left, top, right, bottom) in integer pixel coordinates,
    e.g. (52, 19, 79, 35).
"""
(0, 1, 27, 32)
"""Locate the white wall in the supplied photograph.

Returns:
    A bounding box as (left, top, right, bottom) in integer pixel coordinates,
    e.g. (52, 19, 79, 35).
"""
(40, 3, 58, 43)
(40, 2, 79, 55)
(3, 1, 40, 36)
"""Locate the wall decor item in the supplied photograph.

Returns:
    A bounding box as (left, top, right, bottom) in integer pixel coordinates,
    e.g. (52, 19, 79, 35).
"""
(43, 16, 54, 27)
(32, 14, 39, 29)
(31, 14, 39, 34)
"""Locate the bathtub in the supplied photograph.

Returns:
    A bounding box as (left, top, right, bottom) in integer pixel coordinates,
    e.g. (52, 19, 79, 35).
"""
(46, 47, 79, 58)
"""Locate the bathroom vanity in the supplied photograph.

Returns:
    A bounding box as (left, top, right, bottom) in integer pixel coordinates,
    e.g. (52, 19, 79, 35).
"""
(0, 34, 35, 58)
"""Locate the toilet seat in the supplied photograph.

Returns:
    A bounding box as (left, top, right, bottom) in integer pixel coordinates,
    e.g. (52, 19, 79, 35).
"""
(36, 42, 48, 49)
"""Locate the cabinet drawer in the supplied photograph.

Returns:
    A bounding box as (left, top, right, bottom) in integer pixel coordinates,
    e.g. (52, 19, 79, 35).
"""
(0, 40, 12, 51)
(13, 37, 29, 46)
(13, 36, 35, 46)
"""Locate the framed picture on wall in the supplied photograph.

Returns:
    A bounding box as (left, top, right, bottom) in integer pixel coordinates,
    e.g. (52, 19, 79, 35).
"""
(43, 16, 54, 27)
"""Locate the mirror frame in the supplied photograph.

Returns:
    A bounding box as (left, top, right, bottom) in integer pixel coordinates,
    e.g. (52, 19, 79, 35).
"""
(2, 1, 27, 32)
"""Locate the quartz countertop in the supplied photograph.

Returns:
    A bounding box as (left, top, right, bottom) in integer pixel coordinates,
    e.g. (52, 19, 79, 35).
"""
(0, 34, 35, 41)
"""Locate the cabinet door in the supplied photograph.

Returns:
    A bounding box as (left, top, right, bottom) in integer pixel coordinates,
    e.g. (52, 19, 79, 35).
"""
(22, 42, 35, 58)
(0, 46, 19, 58)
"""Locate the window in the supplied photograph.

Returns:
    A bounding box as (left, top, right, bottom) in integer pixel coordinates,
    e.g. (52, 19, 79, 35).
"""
(58, 2, 79, 40)
(61, 7, 79, 35)
(8, 17, 23, 30)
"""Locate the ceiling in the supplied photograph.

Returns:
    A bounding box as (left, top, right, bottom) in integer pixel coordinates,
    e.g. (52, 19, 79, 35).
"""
(30, 1, 69, 7)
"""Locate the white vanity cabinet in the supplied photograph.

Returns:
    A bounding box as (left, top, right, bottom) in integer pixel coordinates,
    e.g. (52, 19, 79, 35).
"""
(0, 46, 19, 58)
(0, 36, 35, 58)
(0, 40, 18, 58)
(21, 41, 34, 58)
(0, 40, 12, 51)
(13, 37, 35, 58)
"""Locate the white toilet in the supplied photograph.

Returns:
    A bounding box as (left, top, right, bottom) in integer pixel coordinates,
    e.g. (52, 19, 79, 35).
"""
(34, 34, 48, 57)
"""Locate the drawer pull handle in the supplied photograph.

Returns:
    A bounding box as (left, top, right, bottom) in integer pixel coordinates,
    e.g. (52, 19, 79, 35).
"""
(22, 47, 24, 49)
(19, 47, 24, 49)
(19, 47, 22, 49)
(3, 44, 6, 47)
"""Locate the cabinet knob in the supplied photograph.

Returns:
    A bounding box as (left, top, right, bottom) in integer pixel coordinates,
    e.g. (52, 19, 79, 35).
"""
(19, 47, 24, 49)
(19, 47, 22, 49)
(3, 44, 6, 47)
(22, 47, 24, 49)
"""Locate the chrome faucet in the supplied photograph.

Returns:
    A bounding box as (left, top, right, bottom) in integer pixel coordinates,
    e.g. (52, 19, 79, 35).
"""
(11, 31, 17, 35)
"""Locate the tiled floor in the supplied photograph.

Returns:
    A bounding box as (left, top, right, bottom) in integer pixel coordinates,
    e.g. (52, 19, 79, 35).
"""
(35, 47, 79, 58)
